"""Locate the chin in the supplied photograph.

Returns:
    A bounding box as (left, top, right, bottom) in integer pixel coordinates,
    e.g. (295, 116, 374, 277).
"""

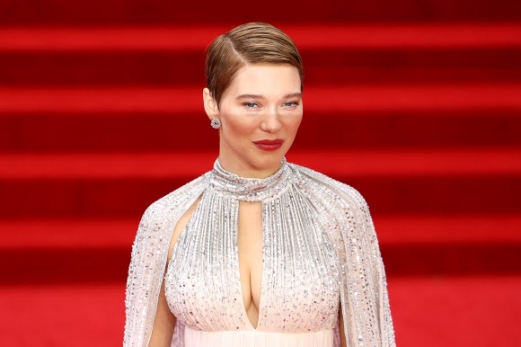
(251, 152, 286, 171)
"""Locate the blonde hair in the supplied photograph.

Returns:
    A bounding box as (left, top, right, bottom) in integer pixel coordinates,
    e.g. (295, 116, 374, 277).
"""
(205, 22, 304, 106)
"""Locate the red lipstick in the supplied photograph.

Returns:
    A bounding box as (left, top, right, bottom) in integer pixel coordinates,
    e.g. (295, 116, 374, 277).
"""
(253, 139, 284, 151)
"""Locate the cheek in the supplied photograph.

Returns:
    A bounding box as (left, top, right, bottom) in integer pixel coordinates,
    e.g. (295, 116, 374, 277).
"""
(286, 114, 303, 135)
(223, 112, 257, 140)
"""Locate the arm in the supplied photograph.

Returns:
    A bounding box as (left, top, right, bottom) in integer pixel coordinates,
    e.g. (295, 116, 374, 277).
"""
(124, 205, 180, 347)
(329, 181, 396, 347)
(148, 283, 177, 347)
(355, 192, 396, 347)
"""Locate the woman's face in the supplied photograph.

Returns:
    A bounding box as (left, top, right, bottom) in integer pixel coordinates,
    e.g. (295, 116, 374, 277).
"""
(204, 64, 303, 178)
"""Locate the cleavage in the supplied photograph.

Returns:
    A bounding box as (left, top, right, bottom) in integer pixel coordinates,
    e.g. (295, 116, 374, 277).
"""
(237, 200, 264, 329)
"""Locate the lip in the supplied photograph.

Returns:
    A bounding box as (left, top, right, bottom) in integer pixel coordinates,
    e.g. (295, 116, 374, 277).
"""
(253, 139, 284, 151)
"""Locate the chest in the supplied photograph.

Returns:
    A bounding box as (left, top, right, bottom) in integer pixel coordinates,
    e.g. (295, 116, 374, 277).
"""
(164, 189, 340, 333)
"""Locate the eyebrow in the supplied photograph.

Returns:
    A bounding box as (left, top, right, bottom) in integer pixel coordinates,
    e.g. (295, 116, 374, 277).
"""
(236, 93, 302, 100)
(236, 94, 263, 100)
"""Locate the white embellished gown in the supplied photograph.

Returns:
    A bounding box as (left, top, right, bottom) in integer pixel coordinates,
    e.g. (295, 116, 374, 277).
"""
(124, 159, 396, 347)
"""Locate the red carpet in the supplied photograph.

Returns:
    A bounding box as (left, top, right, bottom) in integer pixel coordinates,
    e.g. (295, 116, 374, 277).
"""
(1, 1, 520, 345)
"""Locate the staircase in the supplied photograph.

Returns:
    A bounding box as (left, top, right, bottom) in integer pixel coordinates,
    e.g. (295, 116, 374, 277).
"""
(1, 1, 521, 346)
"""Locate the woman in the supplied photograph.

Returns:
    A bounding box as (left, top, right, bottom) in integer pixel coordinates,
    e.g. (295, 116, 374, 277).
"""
(124, 22, 396, 347)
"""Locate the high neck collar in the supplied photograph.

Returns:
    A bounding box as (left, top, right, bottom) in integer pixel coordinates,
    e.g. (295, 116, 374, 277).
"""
(210, 158, 292, 201)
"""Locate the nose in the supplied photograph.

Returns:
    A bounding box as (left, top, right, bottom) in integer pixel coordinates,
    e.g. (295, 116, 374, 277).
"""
(260, 106, 282, 133)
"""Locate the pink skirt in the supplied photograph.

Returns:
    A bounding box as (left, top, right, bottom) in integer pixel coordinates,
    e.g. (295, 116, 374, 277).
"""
(185, 326, 334, 347)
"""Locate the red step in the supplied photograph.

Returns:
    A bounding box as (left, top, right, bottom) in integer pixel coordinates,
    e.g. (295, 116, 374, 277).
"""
(375, 214, 521, 245)
(2, 25, 520, 86)
(2, 149, 519, 179)
(0, 149, 519, 217)
(2, 110, 519, 152)
(0, 1, 520, 25)
(2, 24, 521, 52)
(389, 276, 521, 347)
(0, 218, 138, 249)
(2, 84, 519, 114)
(2, 50, 521, 86)
(0, 284, 125, 346)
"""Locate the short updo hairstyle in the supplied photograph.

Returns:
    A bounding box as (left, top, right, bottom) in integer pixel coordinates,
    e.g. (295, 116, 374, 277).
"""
(205, 22, 304, 107)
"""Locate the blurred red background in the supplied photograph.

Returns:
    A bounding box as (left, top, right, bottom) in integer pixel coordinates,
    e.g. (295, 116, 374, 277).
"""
(1, 1, 521, 346)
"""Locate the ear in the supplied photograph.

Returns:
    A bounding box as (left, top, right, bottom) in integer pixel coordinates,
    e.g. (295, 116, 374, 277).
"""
(203, 88, 219, 121)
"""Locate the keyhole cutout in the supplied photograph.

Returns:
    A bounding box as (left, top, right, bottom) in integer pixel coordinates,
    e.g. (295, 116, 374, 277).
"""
(237, 200, 264, 329)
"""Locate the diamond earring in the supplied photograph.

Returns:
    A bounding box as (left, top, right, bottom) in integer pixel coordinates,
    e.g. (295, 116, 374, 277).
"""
(210, 118, 221, 129)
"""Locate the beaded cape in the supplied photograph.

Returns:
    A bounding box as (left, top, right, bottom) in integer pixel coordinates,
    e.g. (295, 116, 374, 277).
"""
(124, 159, 396, 347)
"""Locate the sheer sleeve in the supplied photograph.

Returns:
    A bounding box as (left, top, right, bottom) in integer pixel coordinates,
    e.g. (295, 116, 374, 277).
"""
(342, 189, 396, 347)
(124, 204, 174, 347)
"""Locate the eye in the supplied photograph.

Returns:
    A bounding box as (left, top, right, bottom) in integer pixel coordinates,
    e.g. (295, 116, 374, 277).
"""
(243, 102, 259, 108)
(283, 101, 299, 107)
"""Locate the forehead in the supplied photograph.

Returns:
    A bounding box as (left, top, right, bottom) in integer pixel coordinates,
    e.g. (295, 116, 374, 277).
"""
(225, 64, 301, 97)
